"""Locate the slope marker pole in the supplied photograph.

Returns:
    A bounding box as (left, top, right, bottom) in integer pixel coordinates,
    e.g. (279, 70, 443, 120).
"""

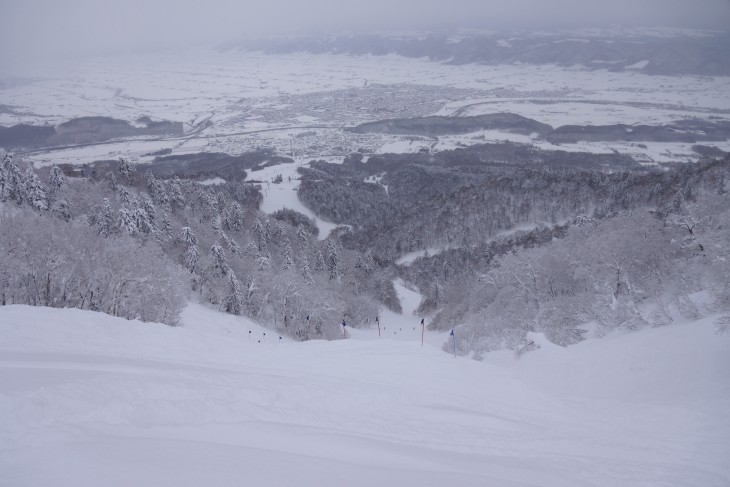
(450, 328, 456, 358)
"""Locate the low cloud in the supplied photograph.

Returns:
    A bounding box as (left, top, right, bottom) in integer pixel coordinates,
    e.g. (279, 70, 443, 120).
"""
(1, 0, 728, 69)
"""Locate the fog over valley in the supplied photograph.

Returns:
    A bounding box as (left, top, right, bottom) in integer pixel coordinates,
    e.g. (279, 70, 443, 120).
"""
(2, 0, 730, 68)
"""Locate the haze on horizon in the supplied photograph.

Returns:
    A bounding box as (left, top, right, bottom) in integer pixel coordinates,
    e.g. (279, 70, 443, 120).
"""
(1, 0, 729, 70)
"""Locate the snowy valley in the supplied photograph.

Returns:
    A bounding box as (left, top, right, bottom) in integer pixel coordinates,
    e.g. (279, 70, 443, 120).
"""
(1, 23, 730, 487)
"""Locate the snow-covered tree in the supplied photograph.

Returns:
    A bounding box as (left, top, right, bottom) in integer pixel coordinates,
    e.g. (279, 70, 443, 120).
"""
(117, 157, 135, 181)
(256, 252, 272, 271)
(54, 199, 72, 222)
(118, 186, 132, 205)
(47, 165, 66, 202)
(142, 196, 156, 223)
(117, 207, 137, 236)
(253, 218, 268, 251)
(210, 244, 230, 276)
(1, 154, 22, 203)
(168, 177, 185, 213)
(300, 255, 314, 285)
(223, 271, 244, 315)
(179, 227, 198, 247)
(326, 240, 340, 280)
(184, 244, 200, 274)
(23, 167, 48, 212)
(96, 198, 115, 237)
(158, 212, 173, 240)
(314, 249, 326, 273)
(281, 240, 296, 272)
(137, 208, 155, 235)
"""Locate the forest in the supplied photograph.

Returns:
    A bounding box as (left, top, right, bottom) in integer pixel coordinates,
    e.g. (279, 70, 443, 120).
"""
(1, 145, 729, 356)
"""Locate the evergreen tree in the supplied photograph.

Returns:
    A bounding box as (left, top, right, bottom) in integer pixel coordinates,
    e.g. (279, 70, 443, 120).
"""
(55, 199, 72, 222)
(0, 156, 7, 202)
(355, 251, 375, 274)
(185, 244, 200, 274)
(296, 225, 311, 244)
(133, 206, 154, 235)
(117, 157, 134, 182)
(179, 227, 198, 246)
(253, 218, 268, 251)
(210, 244, 230, 275)
(168, 177, 185, 213)
(118, 186, 132, 205)
(47, 165, 66, 201)
(23, 168, 48, 212)
(300, 255, 314, 285)
(256, 251, 272, 271)
(146, 172, 170, 208)
(117, 207, 137, 236)
(326, 240, 339, 280)
(229, 202, 244, 231)
(97, 198, 115, 238)
(159, 212, 173, 240)
(222, 232, 241, 256)
(223, 271, 244, 315)
(142, 196, 156, 223)
(282, 240, 296, 272)
(3, 156, 23, 204)
(315, 249, 326, 273)
(106, 171, 118, 192)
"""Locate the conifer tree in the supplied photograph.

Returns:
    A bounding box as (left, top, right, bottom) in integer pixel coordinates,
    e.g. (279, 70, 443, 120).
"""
(282, 240, 296, 272)
(47, 165, 66, 202)
(326, 239, 339, 280)
(159, 212, 173, 240)
(300, 255, 314, 285)
(253, 218, 268, 251)
(117, 157, 134, 182)
(256, 251, 272, 271)
(133, 206, 154, 235)
(117, 207, 137, 236)
(315, 249, 326, 273)
(0, 156, 8, 202)
(210, 244, 230, 275)
(142, 196, 156, 223)
(223, 271, 244, 315)
(185, 244, 199, 274)
(4, 156, 23, 204)
(23, 167, 48, 212)
(97, 198, 115, 237)
(179, 227, 198, 246)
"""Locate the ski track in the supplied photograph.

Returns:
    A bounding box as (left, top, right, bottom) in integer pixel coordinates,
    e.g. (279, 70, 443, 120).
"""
(0, 304, 728, 486)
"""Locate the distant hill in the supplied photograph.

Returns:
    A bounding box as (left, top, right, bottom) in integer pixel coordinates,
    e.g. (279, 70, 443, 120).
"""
(222, 29, 730, 76)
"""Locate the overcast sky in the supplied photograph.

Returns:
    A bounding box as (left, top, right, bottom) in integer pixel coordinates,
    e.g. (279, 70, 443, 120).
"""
(1, 0, 729, 68)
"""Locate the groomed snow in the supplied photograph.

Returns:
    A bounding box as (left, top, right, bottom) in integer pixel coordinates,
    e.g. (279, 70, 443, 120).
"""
(255, 158, 340, 240)
(1, 303, 728, 486)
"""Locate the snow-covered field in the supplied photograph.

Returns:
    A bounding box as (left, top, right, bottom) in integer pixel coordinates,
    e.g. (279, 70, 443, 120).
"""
(1, 303, 728, 487)
(4, 48, 729, 167)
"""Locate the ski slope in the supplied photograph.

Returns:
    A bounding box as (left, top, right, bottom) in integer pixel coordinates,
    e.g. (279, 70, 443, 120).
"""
(0, 303, 728, 487)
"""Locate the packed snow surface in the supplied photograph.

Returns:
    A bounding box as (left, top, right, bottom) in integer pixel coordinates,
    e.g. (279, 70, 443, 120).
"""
(1, 304, 728, 486)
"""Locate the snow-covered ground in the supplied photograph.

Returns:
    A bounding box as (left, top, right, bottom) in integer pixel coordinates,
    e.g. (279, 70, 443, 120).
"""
(5, 48, 729, 167)
(1, 303, 728, 487)
(254, 157, 341, 240)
